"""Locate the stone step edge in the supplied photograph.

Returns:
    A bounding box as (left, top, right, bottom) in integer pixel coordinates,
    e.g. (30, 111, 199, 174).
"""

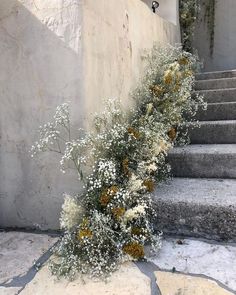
(195, 120, 236, 125)
(169, 144, 236, 155)
(205, 101, 236, 105)
(153, 177, 236, 241)
(196, 77, 236, 84)
(195, 87, 236, 93)
(196, 70, 236, 80)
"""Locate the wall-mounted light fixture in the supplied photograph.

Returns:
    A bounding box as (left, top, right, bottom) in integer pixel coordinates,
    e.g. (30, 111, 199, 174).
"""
(152, 1, 159, 13)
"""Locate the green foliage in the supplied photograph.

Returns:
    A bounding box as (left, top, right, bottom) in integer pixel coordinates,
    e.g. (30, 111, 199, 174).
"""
(203, 0, 216, 56)
(32, 44, 206, 280)
(179, 0, 217, 56)
(179, 0, 200, 53)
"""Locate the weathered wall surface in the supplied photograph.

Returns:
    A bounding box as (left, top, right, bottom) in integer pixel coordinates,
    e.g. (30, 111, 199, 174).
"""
(194, 0, 236, 71)
(82, 0, 180, 120)
(0, 0, 84, 230)
(0, 0, 180, 229)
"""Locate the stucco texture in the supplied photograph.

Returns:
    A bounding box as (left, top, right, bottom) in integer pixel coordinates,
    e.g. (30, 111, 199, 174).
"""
(194, 0, 236, 71)
(0, 0, 180, 229)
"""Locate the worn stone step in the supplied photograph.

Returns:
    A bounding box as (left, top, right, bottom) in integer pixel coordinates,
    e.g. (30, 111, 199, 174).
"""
(190, 120, 236, 144)
(168, 144, 236, 178)
(196, 88, 236, 103)
(196, 102, 236, 121)
(153, 178, 236, 241)
(195, 77, 236, 91)
(196, 70, 236, 80)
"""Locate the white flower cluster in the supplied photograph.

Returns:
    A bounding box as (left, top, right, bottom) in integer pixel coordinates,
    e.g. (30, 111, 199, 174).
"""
(54, 103, 70, 127)
(97, 159, 116, 184)
(31, 123, 60, 157)
(60, 194, 83, 230)
(127, 174, 144, 194)
(123, 205, 147, 224)
(87, 176, 102, 192)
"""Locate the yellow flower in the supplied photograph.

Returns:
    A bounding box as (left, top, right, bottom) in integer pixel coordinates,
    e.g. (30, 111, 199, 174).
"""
(77, 228, 93, 240)
(149, 84, 164, 97)
(100, 192, 111, 207)
(173, 84, 181, 92)
(164, 70, 173, 85)
(122, 158, 131, 177)
(100, 186, 119, 206)
(127, 127, 141, 140)
(123, 242, 145, 259)
(184, 70, 193, 77)
(143, 179, 155, 192)
(131, 227, 143, 236)
(168, 128, 177, 141)
(178, 57, 189, 65)
(112, 207, 126, 220)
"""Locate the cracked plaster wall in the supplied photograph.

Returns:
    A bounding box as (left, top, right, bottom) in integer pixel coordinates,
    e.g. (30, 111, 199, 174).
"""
(0, 0, 180, 229)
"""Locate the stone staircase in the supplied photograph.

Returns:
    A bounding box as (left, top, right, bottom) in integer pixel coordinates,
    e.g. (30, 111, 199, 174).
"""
(154, 70, 236, 242)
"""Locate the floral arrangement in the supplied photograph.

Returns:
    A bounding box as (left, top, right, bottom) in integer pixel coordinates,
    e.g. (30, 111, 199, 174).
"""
(31, 44, 205, 280)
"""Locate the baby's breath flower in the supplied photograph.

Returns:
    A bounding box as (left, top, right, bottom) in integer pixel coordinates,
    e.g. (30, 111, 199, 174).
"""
(60, 194, 83, 230)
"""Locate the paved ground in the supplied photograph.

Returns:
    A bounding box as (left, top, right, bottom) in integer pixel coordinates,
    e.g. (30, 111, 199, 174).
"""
(0, 231, 236, 295)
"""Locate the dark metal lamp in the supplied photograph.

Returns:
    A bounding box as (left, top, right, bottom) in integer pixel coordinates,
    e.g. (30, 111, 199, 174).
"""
(152, 1, 159, 13)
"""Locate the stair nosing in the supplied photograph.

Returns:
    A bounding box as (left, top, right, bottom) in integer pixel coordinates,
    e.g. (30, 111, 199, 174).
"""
(196, 120, 236, 124)
(196, 70, 236, 76)
(196, 77, 236, 83)
(195, 87, 236, 93)
(169, 144, 236, 155)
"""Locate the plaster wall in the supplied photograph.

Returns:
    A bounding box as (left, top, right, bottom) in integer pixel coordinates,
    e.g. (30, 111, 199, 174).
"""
(0, 0, 180, 229)
(194, 0, 236, 71)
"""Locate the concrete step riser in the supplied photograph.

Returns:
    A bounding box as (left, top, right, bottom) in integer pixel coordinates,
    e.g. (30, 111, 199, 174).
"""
(197, 88, 236, 103)
(189, 122, 236, 144)
(196, 103, 236, 121)
(195, 78, 236, 91)
(168, 152, 236, 178)
(153, 178, 236, 241)
(153, 200, 236, 241)
(196, 70, 236, 80)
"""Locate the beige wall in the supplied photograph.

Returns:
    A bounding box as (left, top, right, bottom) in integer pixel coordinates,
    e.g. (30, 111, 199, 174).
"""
(0, 0, 180, 229)
(194, 0, 236, 71)
(82, 0, 180, 118)
(142, 0, 179, 25)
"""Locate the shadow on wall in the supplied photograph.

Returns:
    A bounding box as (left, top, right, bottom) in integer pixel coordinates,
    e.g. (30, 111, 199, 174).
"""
(0, 0, 85, 230)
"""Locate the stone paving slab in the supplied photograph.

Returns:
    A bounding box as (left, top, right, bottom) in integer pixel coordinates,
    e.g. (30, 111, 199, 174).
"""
(150, 238, 236, 293)
(20, 263, 151, 295)
(0, 231, 57, 284)
(156, 271, 234, 295)
(0, 287, 20, 295)
(0, 231, 57, 294)
(1, 232, 235, 295)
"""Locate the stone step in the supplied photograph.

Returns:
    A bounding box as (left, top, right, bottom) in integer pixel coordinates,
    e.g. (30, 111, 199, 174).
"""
(168, 144, 236, 178)
(189, 120, 236, 144)
(195, 77, 236, 91)
(196, 102, 236, 121)
(196, 70, 236, 80)
(153, 178, 236, 241)
(196, 88, 236, 103)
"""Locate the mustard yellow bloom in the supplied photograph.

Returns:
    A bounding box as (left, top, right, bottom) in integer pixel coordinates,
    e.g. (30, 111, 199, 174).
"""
(123, 242, 145, 259)
(77, 228, 93, 240)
